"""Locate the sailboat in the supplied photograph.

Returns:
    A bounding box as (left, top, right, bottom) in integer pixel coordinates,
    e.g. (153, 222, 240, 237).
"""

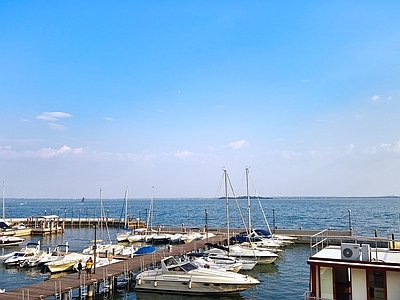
(244, 167, 295, 247)
(128, 186, 157, 243)
(229, 167, 284, 250)
(116, 186, 132, 242)
(82, 189, 124, 255)
(207, 169, 278, 264)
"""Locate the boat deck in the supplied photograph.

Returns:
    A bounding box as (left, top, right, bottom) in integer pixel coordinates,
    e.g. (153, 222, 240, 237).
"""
(0, 235, 227, 300)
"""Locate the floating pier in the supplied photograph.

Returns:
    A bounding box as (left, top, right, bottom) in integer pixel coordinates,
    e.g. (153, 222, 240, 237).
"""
(0, 234, 227, 300)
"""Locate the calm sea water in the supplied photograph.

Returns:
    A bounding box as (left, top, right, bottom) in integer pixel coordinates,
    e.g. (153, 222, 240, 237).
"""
(1, 197, 400, 299)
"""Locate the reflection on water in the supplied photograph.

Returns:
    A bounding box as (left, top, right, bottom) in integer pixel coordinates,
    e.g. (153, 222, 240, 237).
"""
(244, 261, 278, 276)
(135, 291, 245, 300)
(48, 270, 76, 279)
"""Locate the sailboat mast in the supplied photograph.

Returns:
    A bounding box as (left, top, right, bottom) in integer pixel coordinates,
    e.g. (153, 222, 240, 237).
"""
(148, 186, 154, 231)
(2, 181, 4, 220)
(124, 186, 129, 229)
(224, 169, 230, 246)
(246, 167, 251, 232)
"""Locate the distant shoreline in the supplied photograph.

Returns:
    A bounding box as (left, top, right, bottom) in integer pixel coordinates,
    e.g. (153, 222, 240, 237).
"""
(5, 195, 400, 201)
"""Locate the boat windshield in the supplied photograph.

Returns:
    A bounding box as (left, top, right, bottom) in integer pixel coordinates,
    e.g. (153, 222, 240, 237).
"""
(167, 262, 198, 272)
(180, 262, 198, 272)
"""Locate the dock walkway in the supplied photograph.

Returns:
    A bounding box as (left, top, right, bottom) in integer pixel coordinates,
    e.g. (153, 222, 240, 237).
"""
(0, 235, 227, 300)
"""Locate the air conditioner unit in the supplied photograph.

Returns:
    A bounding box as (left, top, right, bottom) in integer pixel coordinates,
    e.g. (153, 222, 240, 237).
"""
(341, 243, 360, 260)
(361, 244, 371, 261)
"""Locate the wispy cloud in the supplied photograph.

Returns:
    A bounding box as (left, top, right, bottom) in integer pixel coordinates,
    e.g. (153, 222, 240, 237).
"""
(104, 117, 115, 121)
(0, 145, 83, 159)
(36, 111, 72, 130)
(371, 95, 380, 101)
(48, 123, 66, 131)
(36, 111, 72, 121)
(229, 140, 249, 149)
(172, 150, 195, 157)
(365, 141, 400, 154)
(35, 145, 83, 158)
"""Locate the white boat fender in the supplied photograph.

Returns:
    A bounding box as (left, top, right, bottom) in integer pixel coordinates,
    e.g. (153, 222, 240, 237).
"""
(154, 281, 158, 287)
(137, 278, 142, 285)
(188, 277, 192, 289)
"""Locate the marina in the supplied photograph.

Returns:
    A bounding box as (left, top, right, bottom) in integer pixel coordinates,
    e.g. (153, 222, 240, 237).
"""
(1, 197, 400, 299)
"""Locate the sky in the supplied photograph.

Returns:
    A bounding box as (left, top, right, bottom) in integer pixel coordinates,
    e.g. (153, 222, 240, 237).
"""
(1, 1, 400, 198)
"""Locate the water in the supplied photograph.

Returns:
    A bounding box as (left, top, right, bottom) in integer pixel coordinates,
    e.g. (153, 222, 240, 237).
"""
(1, 196, 400, 299)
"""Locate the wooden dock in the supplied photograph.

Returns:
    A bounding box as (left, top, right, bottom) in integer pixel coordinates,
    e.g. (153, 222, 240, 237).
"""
(0, 235, 227, 300)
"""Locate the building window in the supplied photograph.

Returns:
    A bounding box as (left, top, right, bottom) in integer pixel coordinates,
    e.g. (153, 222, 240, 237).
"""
(368, 270, 385, 299)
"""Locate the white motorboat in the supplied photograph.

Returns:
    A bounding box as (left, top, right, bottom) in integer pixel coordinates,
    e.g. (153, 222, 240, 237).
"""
(180, 229, 202, 244)
(125, 228, 147, 242)
(169, 233, 183, 243)
(45, 252, 89, 273)
(205, 243, 278, 265)
(135, 256, 259, 294)
(82, 241, 124, 255)
(33, 242, 70, 267)
(187, 254, 243, 272)
(228, 244, 278, 264)
(203, 248, 257, 270)
(0, 236, 25, 246)
(2, 241, 42, 266)
(192, 257, 242, 272)
(152, 233, 171, 244)
(116, 231, 131, 242)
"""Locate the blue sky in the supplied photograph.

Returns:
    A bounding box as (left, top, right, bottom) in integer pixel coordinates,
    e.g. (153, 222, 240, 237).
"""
(1, 1, 400, 198)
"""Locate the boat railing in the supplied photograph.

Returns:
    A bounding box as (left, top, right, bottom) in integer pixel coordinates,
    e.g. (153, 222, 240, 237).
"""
(309, 229, 330, 256)
(310, 229, 400, 257)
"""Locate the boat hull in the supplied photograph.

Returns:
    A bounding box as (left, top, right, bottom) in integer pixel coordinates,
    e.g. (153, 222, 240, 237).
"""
(46, 260, 76, 273)
(135, 278, 257, 294)
(0, 236, 25, 246)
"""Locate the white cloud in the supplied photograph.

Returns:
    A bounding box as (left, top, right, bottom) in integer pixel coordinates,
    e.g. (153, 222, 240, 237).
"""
(172, 150, 195, 157)
(229, 140, 249, 149)
(48, 123, 66, 131)
(388, 96, 392, 100)
(371, 95, 380, 101)
(36, 111, 72, 121)
(104, 117, 115, 121)
(344, 143, 355, 154)
(35, 145, 83, 158)
(364, 141, 400, 154)
(281, 150, 299, 159)
(157, 109, 164, 113)
(0, 145, 83, 159)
